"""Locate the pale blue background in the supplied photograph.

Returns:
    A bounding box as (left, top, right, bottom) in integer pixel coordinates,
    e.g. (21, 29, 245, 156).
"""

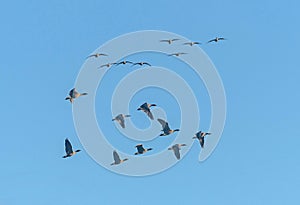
(1, 0, 299, 204)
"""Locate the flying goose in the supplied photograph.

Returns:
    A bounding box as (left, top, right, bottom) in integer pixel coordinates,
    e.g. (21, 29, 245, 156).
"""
(132, 62, 151, 67)
(160, 38, 180, 44)
(168, 52, 187, 56)
(137, 102, 157, 120)
(86, 53, 108, 59)
(62, 138, 81, 158)
(99, 62, 117, 68)
(112, 114, 131, 128)
(183, 41, 201, 46)
(110, 150, 128, 165)
(192, 131, 211, 148)
(168, 143, 187, 160)
(65, 88, 88, 103)
(157, 118, 180, 136)
(116, 60, 133, 66)
(134, 144, 153, 155)
(207, 37, 226, 43)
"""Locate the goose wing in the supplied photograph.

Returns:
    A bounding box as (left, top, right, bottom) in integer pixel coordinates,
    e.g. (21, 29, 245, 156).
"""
(199, 137, 205, 148)
(173, 145, 181, 160)
(158, 119, 170, 132)
(65, 138, 73, 155)
(69, 88, 76, 97)
(113, 151, 121, 164)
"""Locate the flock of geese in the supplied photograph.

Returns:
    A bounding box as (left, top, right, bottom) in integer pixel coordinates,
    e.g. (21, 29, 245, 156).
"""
(63, 36, 225, 164)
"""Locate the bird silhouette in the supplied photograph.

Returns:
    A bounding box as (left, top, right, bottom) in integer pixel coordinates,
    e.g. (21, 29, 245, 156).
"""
(62, 138, 81, 158)
(168, 144, 187, 160)
(110, 150, 128, 165)
(157, 118, 180, 136)
(192, 131, 211, 148)
(160, 38, 180, 44)
(183, 41, 201, 46)
(207, 37, 226, 43)
(65, 88, 88, 103)
(112, 114, 131, 128)
(134, 144, 153, 155)
(86, 53, 108, 59)
(137, 102, 157, 120)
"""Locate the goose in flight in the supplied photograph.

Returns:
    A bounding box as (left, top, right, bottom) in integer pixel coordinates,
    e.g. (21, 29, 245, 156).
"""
(157, 118, 180, 136)
(99, 62, 117, 68)
(160, 38, 180, 44)
(116, 60, 133, 66)
(168, 143, 187, 160)
(112, 114, 131, 128)
(134, 144, 153, 155)
(86, 53, 108, 59)
(207, 37, 226, 43)
(137, 102, 157, 120)
(110, 150, 128, 165)
(63, 138, 81, 158)
(132, 62, 151, 67)
(192, 131, 211, 148)
(65, 88, 88, 103)
(183, 41, 201, 46)
(168, 52, 187, 57)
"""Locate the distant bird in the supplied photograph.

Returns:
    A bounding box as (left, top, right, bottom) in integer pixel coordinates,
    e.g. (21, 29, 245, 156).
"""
(65, 88, 88, 103)
(134, 144, 153, 155)
(192, 131, 211, 148)
(99, 62, 117, 68)
(137, 102, 157, 120)
(86, 53, 108, 59)
(207, 37, 226, 43)
(157, 118, 180, 136)
(168, 52, 187, 57)
(62, 138, 81, 158)
(132, 62, 151, 67)
(112, 114, 131, 128)
(183, 41, 201, 46)
(168, 144, 187, 160)
(160, 38, 180, 44)
(110, 150, 128, 165)
(116, 60, 133, 66)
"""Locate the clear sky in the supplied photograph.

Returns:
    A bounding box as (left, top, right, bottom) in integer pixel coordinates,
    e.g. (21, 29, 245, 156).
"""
(1, 0, 300, 204)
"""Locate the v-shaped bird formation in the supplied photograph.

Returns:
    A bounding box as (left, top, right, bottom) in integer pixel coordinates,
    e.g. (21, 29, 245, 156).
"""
(61, 35, 226, 165)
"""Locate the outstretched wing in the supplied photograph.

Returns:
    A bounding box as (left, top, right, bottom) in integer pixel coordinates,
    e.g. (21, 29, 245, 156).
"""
(146, 110, 154, 120)
(69, 88, 75, 97)
(65, 138, 73, 155)
(157, 118, 167, 127)
(113, 151, 121, 164)
(173, 145, 181, 160)
(118, 115, 125, 128)
(199, 137, 205, 148)
(157, 119, 170, 132)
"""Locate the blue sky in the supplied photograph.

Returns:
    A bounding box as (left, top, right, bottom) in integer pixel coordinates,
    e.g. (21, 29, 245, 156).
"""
(1, 0, 300, 204)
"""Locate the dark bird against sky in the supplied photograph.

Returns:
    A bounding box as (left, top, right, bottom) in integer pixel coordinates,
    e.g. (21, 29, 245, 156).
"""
(137, 102, 157, 120)
(65, 88, 88, 103)
(63, 138, 81, 158)
(157, 118, 180, 136)
(134, 144, 153, 155)
(112, 114, 131, 128)
(110, 150, 128, 165)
